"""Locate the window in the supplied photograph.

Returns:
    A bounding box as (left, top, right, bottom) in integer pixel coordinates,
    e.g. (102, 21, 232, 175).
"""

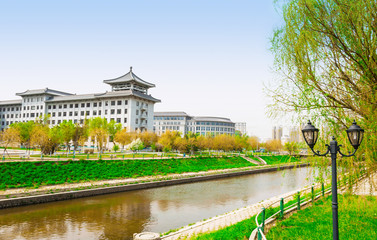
(63, 104, 67, 108)
(52, 113, 56, 117)
(136, 110, 139, 115)
(81, 111, 84, 116)
(31, 113, 35, 117)
(117, 100, 122, 105)
(58, 112, 62, 117)
(69, 112, 73, 116)
(86, 111, 90, 116)
(117, 109, 121, 114)
(40, 106, 43, 110)
(125, 100, 128, 105)
(74, 111, 78, 116)
(36, 106, 39, 110)
(124, 118, 127, 123)
(53, 105, 56, 109)
(99, 102, 102, 107)
(70, 104, 73, 108)
(117, 118, 121, 123)
(81, 103, 85, 108)
(124, 109, 128, 114)
(111, 109, 115, 114)
(93, 102, 97, 107)
(105, 101, 108, 106)
(31, 106, 35, 110)
(136, 101, 139, 106)
(63, 112, 67, 117)
(52, 120, 55, 124)
(105, 110, 108, 114)
(75, 104, 79, 108)
(58, 120, 61, 124)
(111, 101, 115, 106)
(136, 119, 138, 124)
(99, 110, 102, 115)
(59, 105, 62, 109)
(93, 111, 97, 116)
(86, 103, 90, 108)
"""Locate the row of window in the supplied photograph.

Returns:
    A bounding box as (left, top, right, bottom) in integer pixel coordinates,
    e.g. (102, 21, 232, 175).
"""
(0, 107, 20, 112)
(46, 100, 129, 110)
(47, 109, 129, 117)
(154, 116, 185, 120)
(1, 117, 129, 127)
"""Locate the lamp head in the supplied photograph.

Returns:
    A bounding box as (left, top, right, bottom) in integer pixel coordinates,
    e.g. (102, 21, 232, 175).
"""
(346, 121, 364, 150)
(302, 120, 319, 149)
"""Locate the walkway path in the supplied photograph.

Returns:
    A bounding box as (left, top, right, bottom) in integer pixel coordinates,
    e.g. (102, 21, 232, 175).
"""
(242, 156, 264, 165)
(161, 189, 299, 240)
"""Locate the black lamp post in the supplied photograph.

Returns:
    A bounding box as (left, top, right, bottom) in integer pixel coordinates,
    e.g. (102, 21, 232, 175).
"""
(302, 120, 364, 240)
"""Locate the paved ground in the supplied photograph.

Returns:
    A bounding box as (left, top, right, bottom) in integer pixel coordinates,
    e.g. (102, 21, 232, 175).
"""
(350, 173, 377, 196)
(161, 189, 299, 240)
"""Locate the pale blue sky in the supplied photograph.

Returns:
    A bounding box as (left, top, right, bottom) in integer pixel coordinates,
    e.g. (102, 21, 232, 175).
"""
(0, 0, 283, 139)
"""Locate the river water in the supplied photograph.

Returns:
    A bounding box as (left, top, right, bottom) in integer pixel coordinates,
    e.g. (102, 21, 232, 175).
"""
(0, 167, 319, 240)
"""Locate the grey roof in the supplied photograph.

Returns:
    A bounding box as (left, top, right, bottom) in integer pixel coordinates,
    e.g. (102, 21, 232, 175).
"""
(45, 89, 160, 103)
(193, 116, 234, 123)
(0, 99, 22, 106)
(103, 67, 155, 88)
(16, 88, 73, 97)
(154, 112, 190, 117)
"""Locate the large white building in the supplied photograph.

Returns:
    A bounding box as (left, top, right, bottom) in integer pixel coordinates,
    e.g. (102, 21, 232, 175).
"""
(0, 67, 160, 132)
(153, 112, 235, 136)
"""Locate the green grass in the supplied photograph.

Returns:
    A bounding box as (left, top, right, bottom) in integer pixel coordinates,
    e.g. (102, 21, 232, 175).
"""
(259, 155, 302, 165)
(0, 156, 255, 189)
(267, 194, 377, 240)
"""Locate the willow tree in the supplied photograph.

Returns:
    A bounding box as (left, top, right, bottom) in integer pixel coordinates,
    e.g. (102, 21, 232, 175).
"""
(270, 0, 377, 184)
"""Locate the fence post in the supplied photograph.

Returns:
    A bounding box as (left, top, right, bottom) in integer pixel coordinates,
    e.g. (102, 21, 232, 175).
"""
(280, 198, 284, 218)
(322, 182, 325, 196)
(261, 207, 266, 232)
(257, 226, 262, 240)
(311, 185, 314, 202)
(87, 154, 89, 160)
(297, 191, 301, 210)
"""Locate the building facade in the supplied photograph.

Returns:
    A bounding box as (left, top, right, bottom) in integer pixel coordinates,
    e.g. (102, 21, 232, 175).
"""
(153, 112, 235, 136)
(0, 67, 160, 132)
(235, 122, 247, 135)
(272, 126, 283, 141)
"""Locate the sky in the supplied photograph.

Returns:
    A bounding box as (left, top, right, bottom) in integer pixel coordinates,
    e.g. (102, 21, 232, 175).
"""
(0, 0, 284, 140)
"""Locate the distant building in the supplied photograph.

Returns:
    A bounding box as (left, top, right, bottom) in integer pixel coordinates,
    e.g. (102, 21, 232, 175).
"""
(0, 67, 160, 132)
(272, 126, 283, 141)
(235, 122, 247, 135)
(153, 112, 235, 136)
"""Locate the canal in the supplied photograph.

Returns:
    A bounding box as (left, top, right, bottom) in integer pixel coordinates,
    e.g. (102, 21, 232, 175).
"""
(0, 166, 320, 240)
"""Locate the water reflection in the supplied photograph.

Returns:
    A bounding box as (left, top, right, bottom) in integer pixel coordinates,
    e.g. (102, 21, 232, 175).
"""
(0, 167, 316, 240)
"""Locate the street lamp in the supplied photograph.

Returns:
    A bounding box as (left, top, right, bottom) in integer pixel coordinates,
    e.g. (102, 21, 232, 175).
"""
(302, 120, 364, 240)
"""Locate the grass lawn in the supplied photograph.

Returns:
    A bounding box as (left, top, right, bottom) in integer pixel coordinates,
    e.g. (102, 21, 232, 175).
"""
(260, 155, 302, 165)
(267, 194, 377, 240)
(0, 156, 255, 189)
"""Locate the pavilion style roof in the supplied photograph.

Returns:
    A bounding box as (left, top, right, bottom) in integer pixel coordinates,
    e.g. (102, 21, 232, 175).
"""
(0, 99, 22, 106)
(45, 89, 161, 103)
(103, 67, 155, 88)
(16, 88, 73, 97)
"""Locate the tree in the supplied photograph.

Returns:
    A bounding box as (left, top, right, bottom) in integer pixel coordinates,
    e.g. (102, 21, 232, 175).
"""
(88, 117, 109, 154)
(284, 141, 299, 155)
(108, 120, 122, 143)
(114, 129, 136, 151)
(11, 121, 35, 152)
(248, 136, 259, 150)
(265, 139, 282, 153)
(139, 131, 158, 148)
(270, 0, 377, 181)
(0, 127, 21, 158)
(30, 124, 62, 155)
(158, 131, 180, 152)
(127, 138, 144, 152)
(72, 122, 88, 155)
(60, 120, 75, 155)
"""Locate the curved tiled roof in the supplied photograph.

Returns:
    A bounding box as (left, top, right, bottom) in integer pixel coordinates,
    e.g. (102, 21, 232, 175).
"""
(16, 88, 73, 97)
(103, 67, 155, 88)
(45, 90, 160, 103)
